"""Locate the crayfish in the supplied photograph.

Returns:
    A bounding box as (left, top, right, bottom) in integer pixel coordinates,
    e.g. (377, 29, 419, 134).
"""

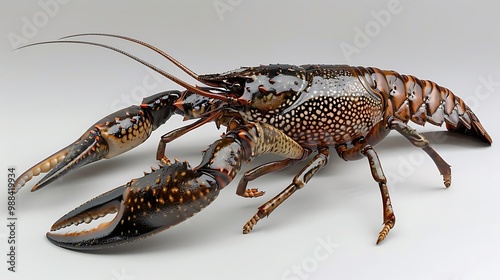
(12, 34, 492, 250)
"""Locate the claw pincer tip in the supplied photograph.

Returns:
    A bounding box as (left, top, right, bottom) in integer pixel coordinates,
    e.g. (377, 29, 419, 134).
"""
(46, 161, 220, 250)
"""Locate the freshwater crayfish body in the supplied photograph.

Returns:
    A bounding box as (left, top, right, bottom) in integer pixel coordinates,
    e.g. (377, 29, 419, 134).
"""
(13, 34, 492, 250)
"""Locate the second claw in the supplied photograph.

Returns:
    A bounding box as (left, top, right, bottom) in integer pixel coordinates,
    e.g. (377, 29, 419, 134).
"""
(13, 90, 183, 193)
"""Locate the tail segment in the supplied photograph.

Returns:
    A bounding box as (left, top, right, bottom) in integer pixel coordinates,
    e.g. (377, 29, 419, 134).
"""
(444, 104, 491, 144)
(363, 67, 492, 144)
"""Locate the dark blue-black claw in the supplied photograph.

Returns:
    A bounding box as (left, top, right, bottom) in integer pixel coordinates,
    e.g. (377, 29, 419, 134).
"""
(46, 161, 221, 250)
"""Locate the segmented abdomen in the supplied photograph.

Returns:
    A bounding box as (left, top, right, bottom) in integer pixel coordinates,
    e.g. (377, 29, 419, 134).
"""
(358, 67, 492, 144)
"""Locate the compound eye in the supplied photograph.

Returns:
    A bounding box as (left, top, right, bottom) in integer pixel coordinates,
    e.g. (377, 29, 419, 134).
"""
(232, 81, 242, 91)
(230, 81, 245, 96)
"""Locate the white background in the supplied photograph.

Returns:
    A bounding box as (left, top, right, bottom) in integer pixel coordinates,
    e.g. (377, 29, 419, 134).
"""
(1, 1, 499, 279)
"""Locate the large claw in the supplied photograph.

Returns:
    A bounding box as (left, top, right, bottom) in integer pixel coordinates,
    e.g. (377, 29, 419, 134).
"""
(45, 121, 306, 250)
(13, 91, 182, 193)
(46, 161, 221, 250)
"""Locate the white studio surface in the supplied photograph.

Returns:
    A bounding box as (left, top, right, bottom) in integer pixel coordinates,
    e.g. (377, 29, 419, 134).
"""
(1, 1, 499, 279)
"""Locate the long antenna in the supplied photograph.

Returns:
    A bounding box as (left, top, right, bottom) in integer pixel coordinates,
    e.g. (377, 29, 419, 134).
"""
(15, 40, 242, 104)
(59, 33, 206, 84)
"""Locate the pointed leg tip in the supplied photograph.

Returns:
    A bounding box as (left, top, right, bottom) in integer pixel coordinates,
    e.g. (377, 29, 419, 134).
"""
(376, 233, 387, 245)
(242, 224, 251, 234)
(376, 234, 386, 245)
(376, 220, 395, 245)
(443, 174, 452, 188)
(376, 229, 388, 245)
(242, 224, 253, 234)
(243, 212, 264, 234)
(243, 188, 265, 198)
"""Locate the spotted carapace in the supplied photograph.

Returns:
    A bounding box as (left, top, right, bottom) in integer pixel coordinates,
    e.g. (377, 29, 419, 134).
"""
(12, 33, 492, 250)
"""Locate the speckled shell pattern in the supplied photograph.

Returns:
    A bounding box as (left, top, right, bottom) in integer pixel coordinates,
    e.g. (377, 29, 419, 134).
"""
(13, 91, 183, 193)
(241, 64, 491, 148)
(242, 65, 383, 148)
(106, 161, 221, 245)
(198, 122, 305, 188)
(45, 120, 307, 249)
(15, 32, 494, 250)
(237, 65, 376, 148)
(47, 161, 221, 248)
